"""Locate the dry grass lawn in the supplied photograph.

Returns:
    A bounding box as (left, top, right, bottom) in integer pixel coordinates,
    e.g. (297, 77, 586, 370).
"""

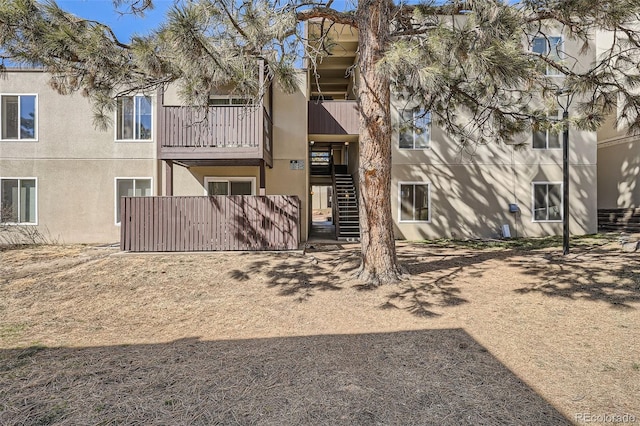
(0, 236, 639, 425)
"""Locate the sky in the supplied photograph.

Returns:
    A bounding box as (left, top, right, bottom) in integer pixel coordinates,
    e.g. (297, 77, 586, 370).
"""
(56, 0, 173, 40)
(55, 0, 358, 40)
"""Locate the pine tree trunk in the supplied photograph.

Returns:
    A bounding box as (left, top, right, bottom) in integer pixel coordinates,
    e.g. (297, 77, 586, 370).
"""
(355, 0, 404, 285)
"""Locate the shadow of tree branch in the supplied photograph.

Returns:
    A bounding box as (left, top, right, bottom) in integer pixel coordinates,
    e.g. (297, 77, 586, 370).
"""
(513, 249, 640, 309)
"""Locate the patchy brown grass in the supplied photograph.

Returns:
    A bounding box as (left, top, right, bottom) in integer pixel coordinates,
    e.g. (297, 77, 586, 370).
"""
(0, 238, 639, 425)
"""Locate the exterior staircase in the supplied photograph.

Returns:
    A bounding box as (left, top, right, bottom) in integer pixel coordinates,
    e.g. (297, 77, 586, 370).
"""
(333, 169, 360, 241)
(598, 208, 640, 233)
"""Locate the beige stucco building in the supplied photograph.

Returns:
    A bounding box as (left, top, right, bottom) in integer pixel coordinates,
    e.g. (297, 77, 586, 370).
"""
(2, 24, 631, 245)
(0, 71, 156, 243)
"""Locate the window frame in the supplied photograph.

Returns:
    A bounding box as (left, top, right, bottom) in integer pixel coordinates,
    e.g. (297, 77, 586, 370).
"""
(0, 177, 38, 225)
(203, 177, 256, 196)
(0, 93, 38, 142)
(114, 94, 153, 142)
(531, 35, 564, 76)
(398, 181, 431, 223)
(398, 108, 431, 150)
(531, 181, 563, 223)
(532, 110, 563, 150)
(114, 177, 153, 225)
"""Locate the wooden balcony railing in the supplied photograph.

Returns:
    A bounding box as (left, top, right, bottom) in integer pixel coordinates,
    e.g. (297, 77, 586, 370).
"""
(158, 104, 273, 165)
(308, 100, 359, 135)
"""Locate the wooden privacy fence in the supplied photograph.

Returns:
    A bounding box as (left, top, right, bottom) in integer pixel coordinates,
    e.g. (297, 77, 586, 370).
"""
(120, 196, 300, 252)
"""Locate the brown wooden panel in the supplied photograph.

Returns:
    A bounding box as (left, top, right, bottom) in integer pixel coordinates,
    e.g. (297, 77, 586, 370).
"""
(308, 101, 359, 135)
(121, 195, 300, 252)
(120, 198, 127, 251)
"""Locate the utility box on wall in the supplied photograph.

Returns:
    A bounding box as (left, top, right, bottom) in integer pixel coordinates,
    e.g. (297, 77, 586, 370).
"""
(290, 160, 305, 170)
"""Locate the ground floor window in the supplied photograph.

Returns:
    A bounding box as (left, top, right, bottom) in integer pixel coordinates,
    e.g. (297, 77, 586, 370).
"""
(532, 182, 562, 221)
(116, 178, 152, 224)
(0, 178, 37, 224)
(399, 182, 430, 222)
(205, 177, 255, 196)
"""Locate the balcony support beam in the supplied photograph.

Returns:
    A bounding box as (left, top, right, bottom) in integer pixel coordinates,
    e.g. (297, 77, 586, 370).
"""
(164, 160, 173, 196)
(259, 160, 266, 196)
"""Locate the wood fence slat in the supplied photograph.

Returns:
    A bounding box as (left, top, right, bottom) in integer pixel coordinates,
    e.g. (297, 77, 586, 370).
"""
(121, 195, 299, 252)
(120, 197, 126, 250)
(167, 197, 174, 251)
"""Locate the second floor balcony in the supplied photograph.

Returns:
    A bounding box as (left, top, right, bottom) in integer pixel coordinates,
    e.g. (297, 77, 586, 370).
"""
(158, 101, 273, 167)
(308, 100, 359, 135)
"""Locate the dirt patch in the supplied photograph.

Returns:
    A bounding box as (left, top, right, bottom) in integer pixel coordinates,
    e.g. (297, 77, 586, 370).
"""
(1, 239, 639, 424)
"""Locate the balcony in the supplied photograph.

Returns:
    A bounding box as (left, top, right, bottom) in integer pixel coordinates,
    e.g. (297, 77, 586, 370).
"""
(308, 100, 359, 135)
(158, 104, 273, 167)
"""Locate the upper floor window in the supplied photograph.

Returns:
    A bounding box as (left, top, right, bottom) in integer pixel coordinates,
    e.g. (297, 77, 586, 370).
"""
(399, 108, 431, 149)
(533, 182, 562, 222)
(116, 95, 152, 141)
(533, 111, 562, 149)
(1, 178, 37, 224)
(532, 36, 563, 76)
(399, 182, 430, 222)
(1, 94, 37, 141)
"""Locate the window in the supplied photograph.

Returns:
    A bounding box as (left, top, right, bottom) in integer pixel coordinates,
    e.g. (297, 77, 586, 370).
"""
(532, 36, 563, 76)
(115, 178, 152, 224)
(204, 177, 255, 195)
(533, 111, 562, 149)
(0, 178, 37, 224)
(533, 182, 562, 222)
(208, 97, 253, 106)
(399, 183, 430, 222)
(1, 94, 37, 140)
(399, 108, 430, 149)
(116, 95, 152, 140)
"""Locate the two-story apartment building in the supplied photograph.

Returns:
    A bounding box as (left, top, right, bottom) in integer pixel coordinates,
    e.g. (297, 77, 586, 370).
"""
(0, 23, 610, 246)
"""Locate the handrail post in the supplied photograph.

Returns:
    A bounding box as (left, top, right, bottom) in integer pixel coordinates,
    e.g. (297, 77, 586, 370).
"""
(332, 163, 340, 239)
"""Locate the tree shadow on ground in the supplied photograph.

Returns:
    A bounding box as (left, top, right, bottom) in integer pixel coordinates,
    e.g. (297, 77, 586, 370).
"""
(229, 248, 361, 301)
(0, 329, 569, 425)
(512, 247, 640, 309)
(377, 247, 525, 317)
(229, 243, 518, 316)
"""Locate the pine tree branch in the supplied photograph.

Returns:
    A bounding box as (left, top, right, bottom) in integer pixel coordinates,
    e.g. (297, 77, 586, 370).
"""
(76, 18, 131, 49)
(218, 1, 250, 41)
(296, 7, 357, 28)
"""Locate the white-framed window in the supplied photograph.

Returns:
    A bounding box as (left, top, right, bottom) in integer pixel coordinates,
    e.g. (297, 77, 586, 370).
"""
(399, 182, 431, 222)
(532, 182, 562, 222)
(533, 110, 562, 149)
(0, 178, 37, 225)
(1, 94, 37, 141)
(532, 36, 563, 76)
(115, 95, 152, 141)
(115, 178, 152, 224)
(204, 177, 255, 196)
(399, 108, 431, 149)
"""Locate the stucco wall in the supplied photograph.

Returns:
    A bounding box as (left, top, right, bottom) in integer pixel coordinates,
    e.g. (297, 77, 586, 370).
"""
(390, 103, 598, 239)
(267, 73, 309, 241)
(0, 71, 156, 243)
(597, 138, 640, 209)
(170, 165, 260, 196)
